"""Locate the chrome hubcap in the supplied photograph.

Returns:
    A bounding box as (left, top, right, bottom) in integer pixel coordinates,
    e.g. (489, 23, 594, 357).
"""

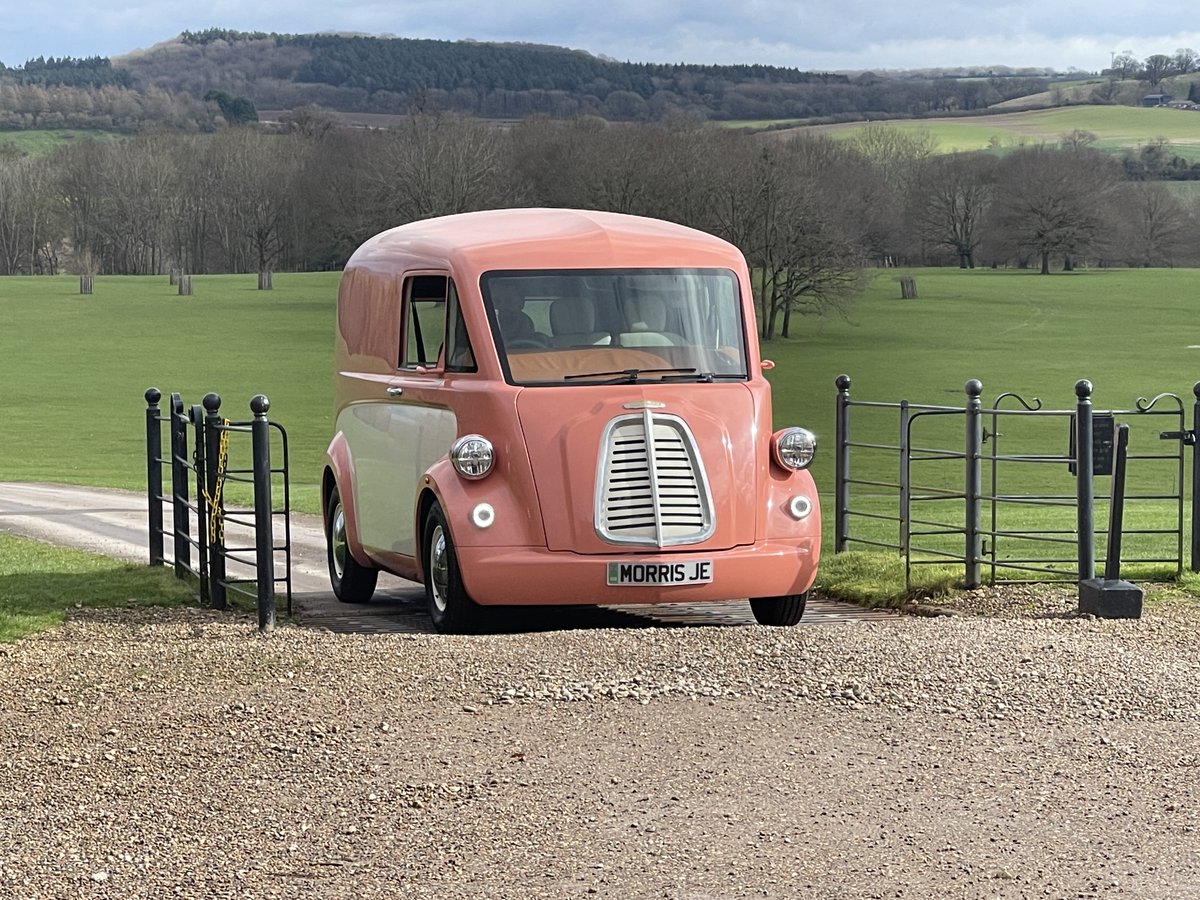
(331, 504, 348, 580)
(429, 525, 448, 614)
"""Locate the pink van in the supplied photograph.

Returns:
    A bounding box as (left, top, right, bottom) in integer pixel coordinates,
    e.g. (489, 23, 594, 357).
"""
(322, 209, 820, 632)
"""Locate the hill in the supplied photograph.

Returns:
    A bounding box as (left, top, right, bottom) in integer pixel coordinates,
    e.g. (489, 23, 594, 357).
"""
(6, 30, 1191, 132)
(105, 30, 1065, 123)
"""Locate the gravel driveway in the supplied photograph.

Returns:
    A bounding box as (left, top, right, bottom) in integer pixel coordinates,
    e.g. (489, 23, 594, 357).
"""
(2, 594, 1199, 899)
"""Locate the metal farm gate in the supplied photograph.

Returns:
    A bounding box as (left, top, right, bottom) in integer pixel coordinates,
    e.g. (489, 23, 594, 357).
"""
(834, 375, 1194, 590)
(144, 388, 292, 632)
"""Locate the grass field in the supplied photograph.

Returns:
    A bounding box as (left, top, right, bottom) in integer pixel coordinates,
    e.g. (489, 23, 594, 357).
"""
(0, 129, 122, 156)
(779, 106, 1200, 156)
(0, 532, 193, 640)
(0, 272, 340, 512)
(5, 266, 1199, 502)
(4, 266, 1200, 593)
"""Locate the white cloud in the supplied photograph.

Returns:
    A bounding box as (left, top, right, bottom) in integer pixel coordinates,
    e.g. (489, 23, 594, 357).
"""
(4, 0, 1200, 73)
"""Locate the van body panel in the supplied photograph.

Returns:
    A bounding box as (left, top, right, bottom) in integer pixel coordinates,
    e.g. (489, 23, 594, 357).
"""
(324, 209, 821, 619)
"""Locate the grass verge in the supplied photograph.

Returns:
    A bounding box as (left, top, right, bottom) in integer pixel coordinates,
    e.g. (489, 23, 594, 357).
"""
(0, 533, 195, 642)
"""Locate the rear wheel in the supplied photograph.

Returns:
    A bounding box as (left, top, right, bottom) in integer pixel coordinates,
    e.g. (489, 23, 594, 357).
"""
(749, 592, 807, 626)
(326, 485, 378, 603)
(424, 502, 482, 633)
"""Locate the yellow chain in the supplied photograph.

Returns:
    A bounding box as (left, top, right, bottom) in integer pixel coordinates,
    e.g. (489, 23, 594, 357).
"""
(202, 420, 231, 545)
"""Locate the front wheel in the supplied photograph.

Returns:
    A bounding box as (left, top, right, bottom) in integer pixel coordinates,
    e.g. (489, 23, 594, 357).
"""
(749, 593, 807, 626)
(326, 485, 378, 603)
(424, 502, 482, 633)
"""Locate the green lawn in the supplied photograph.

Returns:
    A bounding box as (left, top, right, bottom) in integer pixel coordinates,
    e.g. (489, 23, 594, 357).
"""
(6, 266, 1200, 517)
(0, 272, 340, 512)
(0, 533, 194, 641)
(791, 106, 1200, 155)
(0, 129, 123, 156)
(5, 266, 1200, 604)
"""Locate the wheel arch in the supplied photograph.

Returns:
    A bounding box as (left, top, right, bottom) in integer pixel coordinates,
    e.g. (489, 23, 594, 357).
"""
(323, 432, 372, 568)
(415, 486, 443, 583)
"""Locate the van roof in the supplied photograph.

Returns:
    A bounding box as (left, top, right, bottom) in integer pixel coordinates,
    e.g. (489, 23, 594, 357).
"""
(346, 208, 747, 276)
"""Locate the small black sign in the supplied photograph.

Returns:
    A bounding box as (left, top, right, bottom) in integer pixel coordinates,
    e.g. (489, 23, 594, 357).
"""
(1069, 413, 1116, 476)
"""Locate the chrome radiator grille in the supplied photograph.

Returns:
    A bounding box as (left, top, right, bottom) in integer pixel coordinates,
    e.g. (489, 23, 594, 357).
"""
(595, 411, 714, 546)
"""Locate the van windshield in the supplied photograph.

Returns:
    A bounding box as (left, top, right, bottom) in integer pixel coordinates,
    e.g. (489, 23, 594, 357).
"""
(482, 268, 749, 386)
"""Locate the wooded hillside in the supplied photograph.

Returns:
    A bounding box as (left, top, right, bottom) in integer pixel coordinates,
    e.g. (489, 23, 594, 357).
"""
(0, 29, 1064, 125)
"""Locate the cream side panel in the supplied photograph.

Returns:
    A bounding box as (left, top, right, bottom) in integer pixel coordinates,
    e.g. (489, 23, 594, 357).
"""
(336, 402, 459, 558)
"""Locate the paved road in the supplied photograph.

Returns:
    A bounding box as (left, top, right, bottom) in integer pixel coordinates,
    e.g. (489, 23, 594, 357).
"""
(0, 482, 899, 632)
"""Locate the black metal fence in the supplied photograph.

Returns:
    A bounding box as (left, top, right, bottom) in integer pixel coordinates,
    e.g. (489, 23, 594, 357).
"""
(145, 388, 292, 632)
(834, 374, 1196, 589)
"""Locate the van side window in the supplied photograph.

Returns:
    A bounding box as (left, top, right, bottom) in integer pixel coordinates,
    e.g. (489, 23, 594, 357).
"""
(402, 275, 448, 369)
(445, 281, 477, 373)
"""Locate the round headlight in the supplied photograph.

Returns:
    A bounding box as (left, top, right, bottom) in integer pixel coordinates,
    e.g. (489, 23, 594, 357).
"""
(772, 428, 817, 470)
(450, 435, 495, 479)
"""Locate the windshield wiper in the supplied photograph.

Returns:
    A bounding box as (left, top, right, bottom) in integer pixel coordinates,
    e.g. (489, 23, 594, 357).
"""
(564, 367, 706, 384)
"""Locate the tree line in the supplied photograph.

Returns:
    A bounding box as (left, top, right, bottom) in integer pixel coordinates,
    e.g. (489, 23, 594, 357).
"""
(0, 56, 132, 88)
(0, 115, 1194, 337)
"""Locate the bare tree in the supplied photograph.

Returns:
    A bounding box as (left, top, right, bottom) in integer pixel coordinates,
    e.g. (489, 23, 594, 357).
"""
(910, 153, 996, 268)
(369, 113, 516, 223)
(848, 124, 936, 197)
(1116, 182, 1191, 267)
(1173, 48, 1198, 75)
(988, 146, 1123, 273)
(1143, 54, 1174, 87)
(1110, 52, 1143, 79)
(711, 139, 865, 339)
(206, 129, 305, 273)
(1060, 130, 1097, 151)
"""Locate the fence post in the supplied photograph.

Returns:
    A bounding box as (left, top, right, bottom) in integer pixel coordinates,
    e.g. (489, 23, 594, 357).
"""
(1192, 383, 1200, 572)
(964, 379, 983, 589)
(204, 392, 227, 611)
(169, 393, 190, 579)
(1105, 424, 1131, 580)
(1075, 379, 1096, 582)
(190, 404, 210, 605)
(251, 395, 276, 633)
(145, 388, 164, 567)
(899, 400, 910, 559)
(835, 374, 852, 552)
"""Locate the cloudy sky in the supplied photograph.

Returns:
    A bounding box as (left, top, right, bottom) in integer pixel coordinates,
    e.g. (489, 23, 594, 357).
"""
(5, 1, 1200, 73)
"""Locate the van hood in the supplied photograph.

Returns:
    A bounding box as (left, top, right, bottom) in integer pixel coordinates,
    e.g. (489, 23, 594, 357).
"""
(515, 384, 761, 553)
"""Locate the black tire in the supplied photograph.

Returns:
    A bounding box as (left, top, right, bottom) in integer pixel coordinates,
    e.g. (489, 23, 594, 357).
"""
(424, 502, 482, 634)
(325, 485, 378, 603)
(749, 592, 807, 626)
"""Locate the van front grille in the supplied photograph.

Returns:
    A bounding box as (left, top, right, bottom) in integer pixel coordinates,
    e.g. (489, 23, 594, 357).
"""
(595, 412, 714, 546)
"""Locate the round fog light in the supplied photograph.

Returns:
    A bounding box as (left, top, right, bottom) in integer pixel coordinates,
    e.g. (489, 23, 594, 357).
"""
(788, 495, 813, 520)
(472, 503, 496, 528)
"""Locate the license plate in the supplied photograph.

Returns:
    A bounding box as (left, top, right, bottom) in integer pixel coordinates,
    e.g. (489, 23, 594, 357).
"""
(607, 560, 713, 586)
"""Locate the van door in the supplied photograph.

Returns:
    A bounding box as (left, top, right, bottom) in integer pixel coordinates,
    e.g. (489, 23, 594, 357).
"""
(352, 274, 467, 559)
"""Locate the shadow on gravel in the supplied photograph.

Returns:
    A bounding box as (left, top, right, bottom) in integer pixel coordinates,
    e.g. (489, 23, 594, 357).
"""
(297, 589, 744, 636)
